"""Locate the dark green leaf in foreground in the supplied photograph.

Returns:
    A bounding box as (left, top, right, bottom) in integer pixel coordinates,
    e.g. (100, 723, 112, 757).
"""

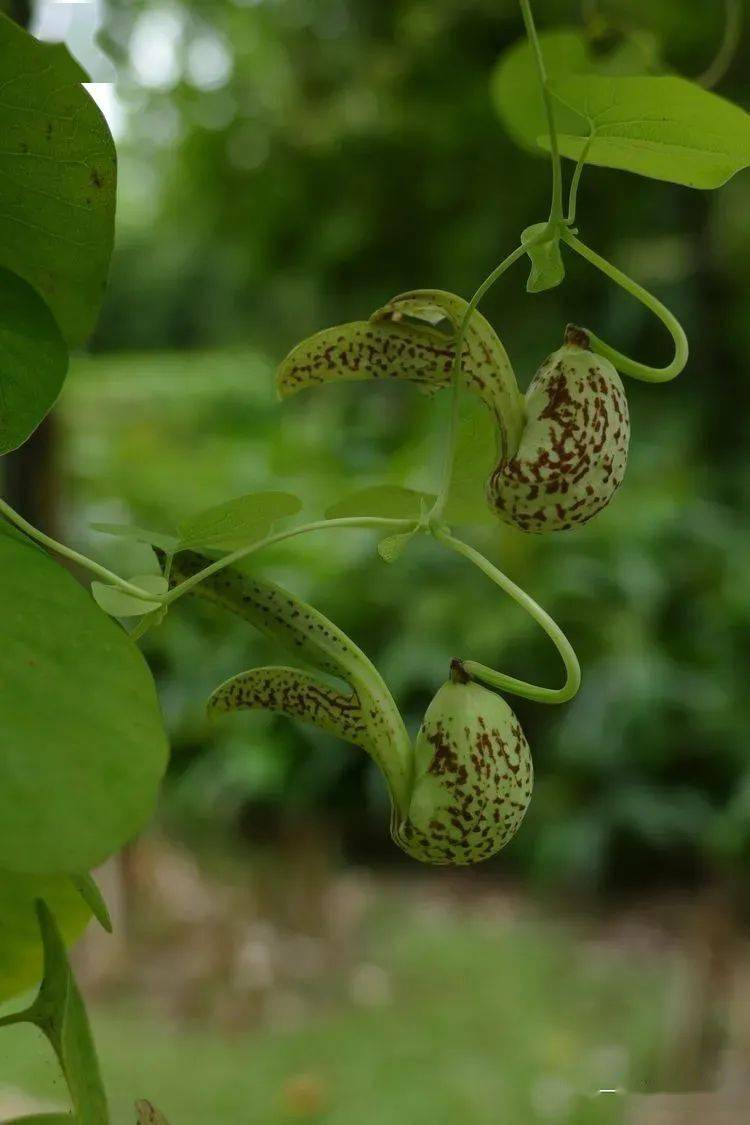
(0, 526, 169, 874)
(0, 14, 116, 345)
(178, 491, 302, 551)
(546, 75, 750, 188)
(325, 485, 434, 521)
(0, 869, 91, 1003)
(0, 269, 68, 455)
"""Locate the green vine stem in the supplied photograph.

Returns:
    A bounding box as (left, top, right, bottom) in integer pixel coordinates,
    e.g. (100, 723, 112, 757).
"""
(699, 0, 742, 89)
(163, 516, 414, 607)
(519, 0, 564, 223)
(0, 497, 161, 603)
(0, 496, 413, 614)
(562, 230, 689, 383)
(566, 132, 595, 225)
(431, 0, 561, 526)
(434, 529, 581, 705)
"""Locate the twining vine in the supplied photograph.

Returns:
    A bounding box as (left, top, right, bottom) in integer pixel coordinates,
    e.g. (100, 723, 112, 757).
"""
(0, 0, 747, 1119)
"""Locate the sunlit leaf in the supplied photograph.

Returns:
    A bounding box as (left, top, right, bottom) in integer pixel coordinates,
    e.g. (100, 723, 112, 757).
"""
(0, 525, 169, 875)
(545, 75, 750, 188)
(0, 870, 90, 1003)
(0, 269, 68, 455)
(90, 523, 180, 553)
(91, 574, 168, 618)
(0, 14, 116, 345)
(378, 530, 418, 563)
(491, 27, 664, 154)
(491, 29, 591, 154)
(325, 485, 433, 521)
(178, 491, 302, 551)
(70, 873, 112, 934)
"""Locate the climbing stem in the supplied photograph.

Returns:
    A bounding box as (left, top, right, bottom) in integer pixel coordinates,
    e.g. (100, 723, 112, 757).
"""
(163, 516, 415, 607)
(0, 497, 163, 603)
(699, 0, 742, 89)
(566, 131, 595, 225)
(519, 0, 564, 223)
(434, 529, 581, 705)
(562, 230, 689, 382)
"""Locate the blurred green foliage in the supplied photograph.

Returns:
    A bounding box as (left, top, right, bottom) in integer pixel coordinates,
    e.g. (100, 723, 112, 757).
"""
(57, 0, 750, 890)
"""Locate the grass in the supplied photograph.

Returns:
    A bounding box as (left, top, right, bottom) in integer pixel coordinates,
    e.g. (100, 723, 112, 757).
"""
(0, 887, 672, 1125)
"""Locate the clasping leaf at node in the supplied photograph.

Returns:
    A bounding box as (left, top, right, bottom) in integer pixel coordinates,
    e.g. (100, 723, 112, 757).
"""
(522, 224, 565, 294)
(377, 530, 419, 563)
(91, 575, 168, 618)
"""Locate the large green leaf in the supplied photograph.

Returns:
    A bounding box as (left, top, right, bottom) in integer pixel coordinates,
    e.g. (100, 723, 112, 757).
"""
(490, 27, 662, 155)
(0, 269, 68, 455)
(546, 75, 750, 188)
(178, 491, 302, 551)
(0, 869, 90, 1003)
(0, 526, 169, 874)
(0, 14, 116, 345)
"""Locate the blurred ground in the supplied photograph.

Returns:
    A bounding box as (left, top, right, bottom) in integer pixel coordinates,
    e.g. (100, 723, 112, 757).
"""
(3, 837, 750, 1123)
(0, 838, 695, 1124)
